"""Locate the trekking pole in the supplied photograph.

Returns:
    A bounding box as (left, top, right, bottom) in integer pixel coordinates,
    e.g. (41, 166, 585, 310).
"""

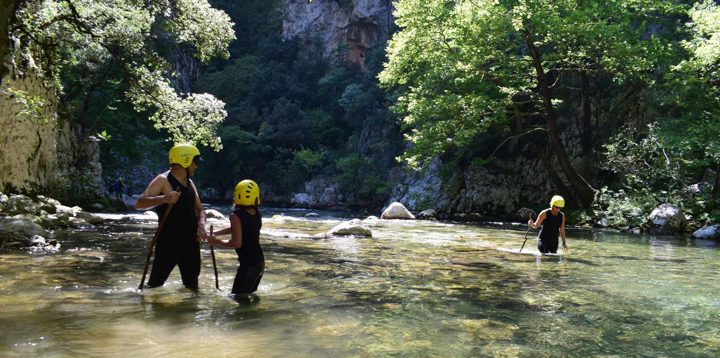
(210, 224, 220, 290)
(139, 202, 175, 290)
(519, 213, 534, 253)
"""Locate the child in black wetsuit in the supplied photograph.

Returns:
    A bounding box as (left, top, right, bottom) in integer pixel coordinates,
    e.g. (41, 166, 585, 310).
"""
(206, 180, 264, 298)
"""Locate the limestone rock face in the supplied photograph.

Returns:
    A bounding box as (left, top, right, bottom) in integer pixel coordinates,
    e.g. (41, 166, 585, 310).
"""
(283, 0, 394, 71)
(1, 37, 104, 196)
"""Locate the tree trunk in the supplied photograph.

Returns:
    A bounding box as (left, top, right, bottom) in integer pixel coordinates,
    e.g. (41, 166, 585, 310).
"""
(529, 142, 572, 201)
(712, 163, 720, 200)
(578, 71, 593, 179)
(523, 31, 595, 208)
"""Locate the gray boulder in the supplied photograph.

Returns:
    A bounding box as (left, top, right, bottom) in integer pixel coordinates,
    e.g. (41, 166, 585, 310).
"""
(0, 192, 9, 212)
(327, 219, 372, 237)
(646, 204, 687, 234)
(36, 195, 61, 214)
(5, 194, 40, 215)
(417, 209, 437, 220)
(692, 225, 720, 240)
(380, 202, 415, 219)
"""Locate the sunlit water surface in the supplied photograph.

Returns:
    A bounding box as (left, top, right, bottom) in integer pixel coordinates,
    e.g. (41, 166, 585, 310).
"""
(1, 206, 719, 357)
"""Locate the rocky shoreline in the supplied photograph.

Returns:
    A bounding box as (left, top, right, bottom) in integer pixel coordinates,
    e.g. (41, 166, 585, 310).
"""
(2, 192, 719, 254)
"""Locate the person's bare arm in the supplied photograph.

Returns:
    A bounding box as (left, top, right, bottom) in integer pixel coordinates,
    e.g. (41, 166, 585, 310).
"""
(134, 174, 178, 210)
(528, 210, 547, 229)
(190, 180, 207, 241)
(208, 213, 243, 249)
(560, 214, 568, 253)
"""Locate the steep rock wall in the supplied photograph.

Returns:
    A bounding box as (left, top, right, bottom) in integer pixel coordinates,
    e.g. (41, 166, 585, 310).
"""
(283, 0, 394, 71)
(0, 42, 103, 196)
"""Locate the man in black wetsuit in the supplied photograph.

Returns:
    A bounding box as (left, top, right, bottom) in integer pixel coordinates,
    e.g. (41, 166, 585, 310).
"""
(528, 195, 568, 254)
(135, 143, 208, 291)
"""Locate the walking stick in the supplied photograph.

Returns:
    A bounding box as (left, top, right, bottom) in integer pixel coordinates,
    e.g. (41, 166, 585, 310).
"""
(139, 202, 175, 290)
(519, 213, 534, 253)
(209, 224, 219, 290)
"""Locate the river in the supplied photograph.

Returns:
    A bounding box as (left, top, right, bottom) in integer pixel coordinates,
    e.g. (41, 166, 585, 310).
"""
(1, 206, 719, 357)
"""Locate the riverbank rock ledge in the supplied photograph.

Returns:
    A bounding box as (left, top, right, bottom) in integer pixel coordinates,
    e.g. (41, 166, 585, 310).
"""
(646, 204, 687, 234)
(692, 224, 720, 240)
(0, 192, 105, 250)
(417, 209, 437, 220)
(327, 219, 372, 237)
(380, 202, 415, 220)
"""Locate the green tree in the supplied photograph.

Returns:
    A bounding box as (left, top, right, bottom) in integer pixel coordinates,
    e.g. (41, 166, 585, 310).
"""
(665, 0, 720, 198)
(380, 0, 683, 208)
(7, 0, 235, 149)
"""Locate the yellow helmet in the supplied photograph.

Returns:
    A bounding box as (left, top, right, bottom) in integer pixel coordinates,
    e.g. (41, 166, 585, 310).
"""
(234, 179, 260, 206)
(550, 195, 565, 208)
(169, 143, 200, 168)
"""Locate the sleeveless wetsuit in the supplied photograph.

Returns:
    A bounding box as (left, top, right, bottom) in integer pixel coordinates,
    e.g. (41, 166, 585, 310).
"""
(147, 172, 201, 290)
(537, 209, 564, 254)
(231, 207, 264, 295)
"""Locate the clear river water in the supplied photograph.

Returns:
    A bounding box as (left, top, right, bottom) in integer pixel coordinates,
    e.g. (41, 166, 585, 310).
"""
(1, 206, 719, 357)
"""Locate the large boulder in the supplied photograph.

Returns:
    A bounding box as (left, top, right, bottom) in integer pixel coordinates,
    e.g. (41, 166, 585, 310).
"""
(646, 204, 687, 234)
(4, 194, 40, 215)
(380, 202, 415, 220)
(327, 219, 372, 237)
(0, 216, 50, 249)
(692, 225, 720, 240)
(0, 192, 8, 212)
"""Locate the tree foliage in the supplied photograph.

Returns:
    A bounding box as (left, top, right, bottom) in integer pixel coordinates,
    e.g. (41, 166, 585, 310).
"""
(380, 0, 684, 208)
(10, 0, 235, 150)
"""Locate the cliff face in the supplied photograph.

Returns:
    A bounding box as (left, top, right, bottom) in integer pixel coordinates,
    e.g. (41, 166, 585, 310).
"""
(283, 0, 394, 71)
(0, 40, 103, 196)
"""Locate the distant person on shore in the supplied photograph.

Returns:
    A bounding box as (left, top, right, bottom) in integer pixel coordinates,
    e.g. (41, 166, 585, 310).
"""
(206, 179, 264, 302)
(135, 143, 207, 291)
(528, 195, 568, 254)
(112, 177, 125, 198)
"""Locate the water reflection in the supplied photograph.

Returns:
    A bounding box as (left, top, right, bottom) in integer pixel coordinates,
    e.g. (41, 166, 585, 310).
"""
(1, 207, 719, 356)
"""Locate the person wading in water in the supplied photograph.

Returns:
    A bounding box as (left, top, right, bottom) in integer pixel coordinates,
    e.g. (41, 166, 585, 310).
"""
(528, 195, 568, 254)
(206, 179, 264, 303)
(135, 143, 208, 291)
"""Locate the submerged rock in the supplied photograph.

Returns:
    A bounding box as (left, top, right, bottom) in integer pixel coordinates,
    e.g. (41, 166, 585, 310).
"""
(380, 202, 415, 220)
(327, 219, 372, 237)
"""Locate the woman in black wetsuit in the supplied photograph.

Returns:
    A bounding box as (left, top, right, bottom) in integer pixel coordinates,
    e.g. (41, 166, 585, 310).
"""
(528, 195, 568, 254)
(207, 179, 264, 299)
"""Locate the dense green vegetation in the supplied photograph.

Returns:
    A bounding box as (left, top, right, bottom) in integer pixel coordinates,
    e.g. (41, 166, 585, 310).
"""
(191, 0, 401, 207)
(380, 0, 720, 225)
(5, 0, 720, 225)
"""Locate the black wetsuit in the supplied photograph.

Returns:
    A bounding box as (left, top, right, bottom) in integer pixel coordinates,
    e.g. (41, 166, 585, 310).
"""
(537, 209, 564, 254)
(231, 207, 264, 295)
(147, 173, 200, 290)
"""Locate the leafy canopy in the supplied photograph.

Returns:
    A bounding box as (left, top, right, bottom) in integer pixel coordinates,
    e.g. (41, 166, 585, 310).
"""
(12, 0, 235, 150)
(379, 0, 682, 169)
